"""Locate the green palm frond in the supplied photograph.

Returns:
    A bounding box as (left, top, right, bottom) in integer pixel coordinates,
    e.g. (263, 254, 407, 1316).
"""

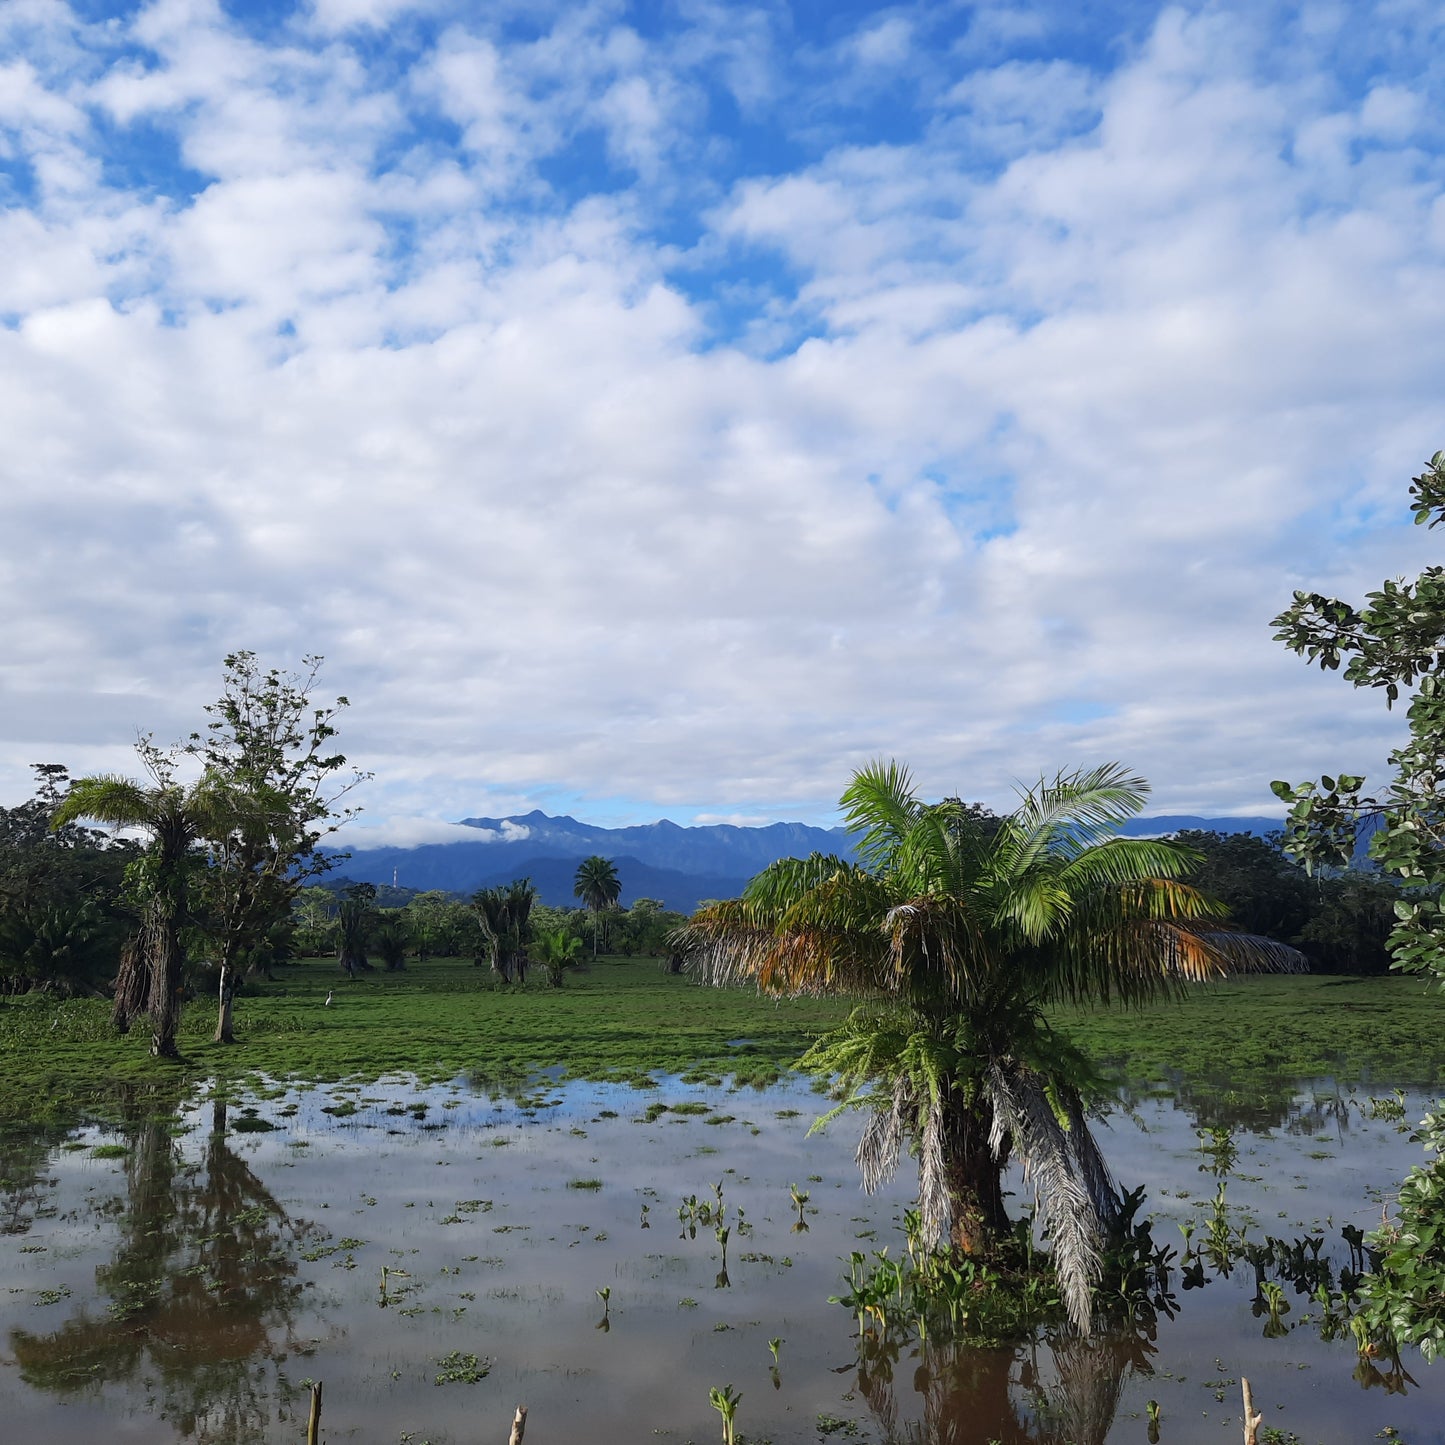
(998, 764, 1151, 874)
(1055, 835, 1201, 888)
(840, 760, 922, 873)
(51, 776, 157, 832)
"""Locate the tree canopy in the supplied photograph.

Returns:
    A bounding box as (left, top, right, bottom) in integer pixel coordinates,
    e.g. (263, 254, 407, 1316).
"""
(1272, 449, 1445, 986)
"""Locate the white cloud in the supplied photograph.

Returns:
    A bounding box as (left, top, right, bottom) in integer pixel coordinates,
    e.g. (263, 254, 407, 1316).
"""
(0, 0, 1441, 834)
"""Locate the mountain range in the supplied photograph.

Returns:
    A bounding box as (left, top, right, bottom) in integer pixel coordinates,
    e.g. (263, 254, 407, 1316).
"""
(327, 809, 1285, 913)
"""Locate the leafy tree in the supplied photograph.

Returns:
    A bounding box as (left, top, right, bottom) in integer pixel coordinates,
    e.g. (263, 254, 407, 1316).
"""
(51, 742, 247, 1058)
(1167, 830, 1316, 941)
(606, 897, 688, 957)
(1272, 450, 1445, 986)
(1166, 830, 1397, 973)
(573, 855, 621, 957)
(680, 761, 1294, 1330)
(1272, 451, 1445, 1360)
(0, 765, 134, 995)
(1294, 870, 1399, 973)
(185, 653, 365, 1042)
(400, 891, 479, 959)
(293, 886, 337, 957)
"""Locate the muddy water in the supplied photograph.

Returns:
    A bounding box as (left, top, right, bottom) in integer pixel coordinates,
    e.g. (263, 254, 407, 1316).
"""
(0, 1075, 1442, 1445)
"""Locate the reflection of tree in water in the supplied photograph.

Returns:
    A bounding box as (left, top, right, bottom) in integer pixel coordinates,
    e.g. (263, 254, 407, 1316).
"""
(1113, 1072, 1354, 1137)
(11, 1098, 308, 1444)
(0, 1124, 65, 1237)
(855, 1327, 1146, 1445)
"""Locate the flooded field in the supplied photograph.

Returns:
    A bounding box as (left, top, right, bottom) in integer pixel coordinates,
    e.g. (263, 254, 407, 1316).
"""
(1, 1070, 1442, 1445)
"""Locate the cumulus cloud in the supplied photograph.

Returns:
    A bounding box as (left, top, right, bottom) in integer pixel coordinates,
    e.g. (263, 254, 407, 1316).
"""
(0, 0, 1441, 831)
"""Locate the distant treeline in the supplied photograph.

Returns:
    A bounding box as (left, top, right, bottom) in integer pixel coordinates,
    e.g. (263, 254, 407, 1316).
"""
(0, 765, 1407, 999)
(1169, 829, 1398, 974)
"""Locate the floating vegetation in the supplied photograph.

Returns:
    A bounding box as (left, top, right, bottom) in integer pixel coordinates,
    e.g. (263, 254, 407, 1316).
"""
(433, 1351, 490, 1385)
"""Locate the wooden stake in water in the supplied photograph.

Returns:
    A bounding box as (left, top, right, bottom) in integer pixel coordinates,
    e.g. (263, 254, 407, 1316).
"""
(306, 1380, 323, 1445)
(1240, 1377, 1261, 1445)
(508, 1404, 528, 1445)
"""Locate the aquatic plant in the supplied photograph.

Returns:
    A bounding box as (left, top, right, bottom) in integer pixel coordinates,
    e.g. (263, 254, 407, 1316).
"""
(708, 1384, 741, 1445)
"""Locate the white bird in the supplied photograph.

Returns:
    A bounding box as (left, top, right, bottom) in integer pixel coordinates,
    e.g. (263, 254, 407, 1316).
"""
(325, 990, 334, 1007)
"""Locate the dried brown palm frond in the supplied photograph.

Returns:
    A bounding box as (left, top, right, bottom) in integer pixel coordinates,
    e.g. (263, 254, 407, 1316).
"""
(986, 1061, 1110, 1334)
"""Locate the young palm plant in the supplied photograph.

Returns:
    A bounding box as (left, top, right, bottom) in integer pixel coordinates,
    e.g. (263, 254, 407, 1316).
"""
(680, 761, 1299, 1330)
(533, 925, 583, 987)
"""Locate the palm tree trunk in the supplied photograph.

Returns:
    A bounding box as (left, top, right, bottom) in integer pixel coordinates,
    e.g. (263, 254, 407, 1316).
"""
(147, 911, 184, 1060)
(941, 1103, 1009, 1254)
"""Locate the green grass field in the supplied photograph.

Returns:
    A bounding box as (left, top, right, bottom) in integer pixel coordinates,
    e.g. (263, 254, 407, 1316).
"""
(3, 958, 1443, 1127)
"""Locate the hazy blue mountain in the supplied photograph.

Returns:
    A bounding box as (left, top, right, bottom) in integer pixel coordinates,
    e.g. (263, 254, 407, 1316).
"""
(455, 809, 854, 875)
(327, 809, 1291, 904)
(326, 848, 745, 913)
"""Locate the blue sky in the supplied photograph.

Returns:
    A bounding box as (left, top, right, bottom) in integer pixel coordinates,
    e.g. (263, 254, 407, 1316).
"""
(2, 0, 1443, 844)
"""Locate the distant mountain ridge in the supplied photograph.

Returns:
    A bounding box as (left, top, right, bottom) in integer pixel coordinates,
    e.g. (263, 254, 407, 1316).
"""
(455, 809, 854, 875)
(328, 809, 1288, 907)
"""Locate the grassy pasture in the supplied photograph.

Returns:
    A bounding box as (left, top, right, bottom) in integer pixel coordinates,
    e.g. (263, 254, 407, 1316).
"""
(2, 958, 1443, 1126)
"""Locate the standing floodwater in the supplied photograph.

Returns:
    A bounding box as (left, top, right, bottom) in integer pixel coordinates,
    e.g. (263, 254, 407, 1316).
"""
(0, 1072, 1440, 1444)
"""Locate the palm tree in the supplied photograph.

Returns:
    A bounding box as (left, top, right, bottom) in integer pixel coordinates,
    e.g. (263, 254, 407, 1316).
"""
(680, 761, 1299, 1330)
(573, 855, 621, 957)
(50, 744, 239, 1058)
(335, 883, 376, 978)
(472, 878, 537, 983)
(533, 925, 583, 987)
(371, 911, 410, 971)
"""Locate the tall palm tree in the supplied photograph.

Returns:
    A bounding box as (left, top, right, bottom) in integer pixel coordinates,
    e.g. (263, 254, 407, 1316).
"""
(573, 855, 621, 958)
(680, 761, 1299, 1330)
(51, 745, 239, 1058)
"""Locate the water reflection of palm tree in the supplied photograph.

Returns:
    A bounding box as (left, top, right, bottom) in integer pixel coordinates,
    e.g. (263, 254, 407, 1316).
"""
(855, 1329, 1139, 1445)
(10, 1098, 307, 1444)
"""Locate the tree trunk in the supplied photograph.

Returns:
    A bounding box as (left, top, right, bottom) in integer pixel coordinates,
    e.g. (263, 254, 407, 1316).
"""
(214, 964, 236, 1044)
(147, 905, 185, 1060)
(941, 1102, 1010, 1255)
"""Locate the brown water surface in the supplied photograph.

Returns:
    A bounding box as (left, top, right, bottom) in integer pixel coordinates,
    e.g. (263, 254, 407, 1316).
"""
(1, 1074, 1441, 1444)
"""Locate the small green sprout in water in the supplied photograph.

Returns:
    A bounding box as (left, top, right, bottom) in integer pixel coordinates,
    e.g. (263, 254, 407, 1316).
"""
(768, 1337, 783, 1364)
(1146, 1398, 1161, 1444)
(709, 1384, 741, 1445)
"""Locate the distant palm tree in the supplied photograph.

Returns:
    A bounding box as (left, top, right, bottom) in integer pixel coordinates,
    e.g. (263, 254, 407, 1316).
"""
(573, 855, 621, 958)
(371, 911, 410, 971)
(680, 760, 1299, 1330)
(336, 883, 376, 978)
(533, 926, 583, 987)
(51, 744, 240, 1058)
(472, 879, 537, 983)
